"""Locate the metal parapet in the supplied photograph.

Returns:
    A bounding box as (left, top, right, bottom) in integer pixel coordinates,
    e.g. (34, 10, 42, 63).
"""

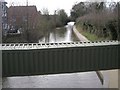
(1, 40, 119, 50)
(2, 41, 120, 77)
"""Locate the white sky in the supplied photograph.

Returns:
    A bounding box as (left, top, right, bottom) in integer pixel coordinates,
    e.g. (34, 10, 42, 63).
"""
(6, 0, 119, 15)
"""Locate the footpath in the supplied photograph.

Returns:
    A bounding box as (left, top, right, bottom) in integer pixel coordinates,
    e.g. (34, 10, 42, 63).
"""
(73, 26, 89, 42)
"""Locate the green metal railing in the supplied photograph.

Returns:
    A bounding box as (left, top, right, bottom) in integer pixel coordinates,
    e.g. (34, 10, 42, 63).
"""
(2, 41, 119, 77)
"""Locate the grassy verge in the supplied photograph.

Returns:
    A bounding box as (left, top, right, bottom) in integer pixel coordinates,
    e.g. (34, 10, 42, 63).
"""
(76, 25, 111, 41)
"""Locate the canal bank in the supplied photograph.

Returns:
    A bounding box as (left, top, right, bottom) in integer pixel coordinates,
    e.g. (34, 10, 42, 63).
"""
(73, 26, 89, 42)
(73, 25, 119, 88)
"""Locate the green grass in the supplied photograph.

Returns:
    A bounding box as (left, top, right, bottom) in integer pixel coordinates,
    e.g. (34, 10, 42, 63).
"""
(76, 25, 111, 41)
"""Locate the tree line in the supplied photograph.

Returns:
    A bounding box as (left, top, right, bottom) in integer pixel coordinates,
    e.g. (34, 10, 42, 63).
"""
(31, 8, 69, 42)
(70, 2, 120, 40)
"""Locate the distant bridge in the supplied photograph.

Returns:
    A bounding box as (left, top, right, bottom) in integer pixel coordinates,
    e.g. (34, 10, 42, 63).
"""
(2, 41, 119, 77)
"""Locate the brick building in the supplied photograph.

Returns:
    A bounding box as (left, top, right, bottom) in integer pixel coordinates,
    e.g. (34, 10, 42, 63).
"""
(7, 6, 39, 32)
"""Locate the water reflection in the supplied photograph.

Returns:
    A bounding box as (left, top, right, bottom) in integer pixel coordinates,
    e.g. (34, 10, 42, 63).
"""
(39, 24, 78, 43)
(65, 26, 72, 42)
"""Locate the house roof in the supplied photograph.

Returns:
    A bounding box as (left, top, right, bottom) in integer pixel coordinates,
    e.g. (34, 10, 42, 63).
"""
(8, 6, 38, 16)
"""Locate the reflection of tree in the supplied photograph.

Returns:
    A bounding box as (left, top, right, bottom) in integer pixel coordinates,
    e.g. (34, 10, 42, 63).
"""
(39, 8, 56, 42)
(39, 8, 69, 43)
(54, 10, 57, 42)
(53, 28, 66, 39)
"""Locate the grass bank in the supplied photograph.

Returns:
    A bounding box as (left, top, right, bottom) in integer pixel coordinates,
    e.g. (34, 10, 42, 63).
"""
(76, 25, 111, 41)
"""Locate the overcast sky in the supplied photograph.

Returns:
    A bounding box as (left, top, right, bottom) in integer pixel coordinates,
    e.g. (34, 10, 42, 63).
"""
(6, 0, 119, 15)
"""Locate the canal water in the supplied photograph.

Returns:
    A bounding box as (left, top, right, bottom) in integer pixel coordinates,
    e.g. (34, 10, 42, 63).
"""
(2, 22, 109, 88)
(39, 23, 79, 43)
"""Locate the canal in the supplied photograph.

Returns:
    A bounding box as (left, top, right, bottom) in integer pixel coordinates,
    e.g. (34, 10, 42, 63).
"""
(39, 23, 79, 43)
(2, 22, 109, 88)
